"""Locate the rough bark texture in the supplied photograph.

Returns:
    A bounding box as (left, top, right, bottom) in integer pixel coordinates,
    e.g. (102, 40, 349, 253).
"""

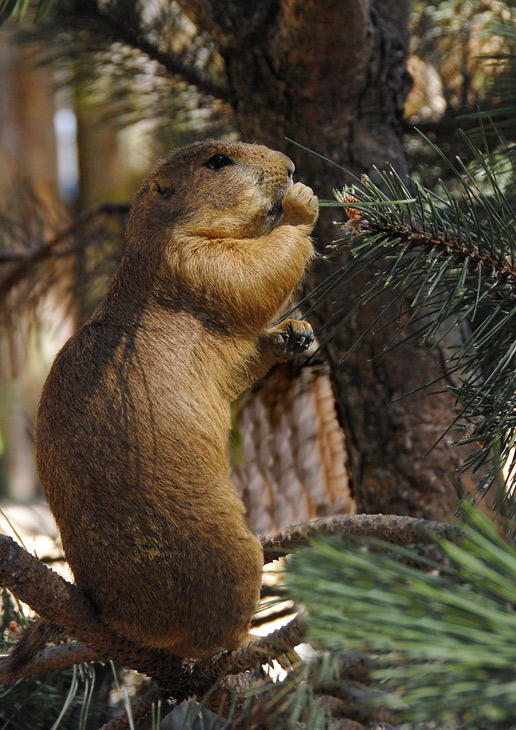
(262, 513, 463, 561)
(178, 0, 409, 167)
(177, 0, 474, 521)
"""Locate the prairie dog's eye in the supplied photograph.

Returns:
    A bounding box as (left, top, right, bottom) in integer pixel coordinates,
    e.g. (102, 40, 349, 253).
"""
(155, 181, 173, 199)
(204, 154, 234, 171)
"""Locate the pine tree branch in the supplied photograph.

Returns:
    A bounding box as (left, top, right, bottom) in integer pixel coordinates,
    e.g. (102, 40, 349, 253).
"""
(286, 505, 516, 727)
(194, 614, 305, 682)
(337, 188, 516, 295)
(1, 641, 100, 681)
(0, 515, 466, 725)
(0, 534, 187, 687)
(261, 514, 464, 563)
(366, 215, 516, 291)
(0, 534, 303, 693)
(0, 251, 26, 263)
(310, 147, 516, 500)
(0, 515, 463, 693)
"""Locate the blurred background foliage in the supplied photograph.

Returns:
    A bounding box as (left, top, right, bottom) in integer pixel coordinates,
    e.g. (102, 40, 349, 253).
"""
(408, 0, 516, 184)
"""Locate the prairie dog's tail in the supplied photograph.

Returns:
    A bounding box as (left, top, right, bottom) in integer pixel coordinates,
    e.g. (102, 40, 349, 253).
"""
(1, 618, 61, 678)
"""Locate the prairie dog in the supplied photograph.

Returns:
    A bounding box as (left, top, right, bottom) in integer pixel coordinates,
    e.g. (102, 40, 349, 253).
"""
(35, 140, 318, 658)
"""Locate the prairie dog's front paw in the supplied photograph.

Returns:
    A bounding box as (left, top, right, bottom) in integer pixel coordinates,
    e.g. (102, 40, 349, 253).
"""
(282, 182, 319, 227)
(269, 319, 315, 358)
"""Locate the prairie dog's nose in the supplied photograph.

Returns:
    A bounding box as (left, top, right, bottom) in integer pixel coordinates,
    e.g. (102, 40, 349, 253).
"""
(282, 153, 295, 176)
(280, 153, 295, 186)
(272, 150, 295, 176)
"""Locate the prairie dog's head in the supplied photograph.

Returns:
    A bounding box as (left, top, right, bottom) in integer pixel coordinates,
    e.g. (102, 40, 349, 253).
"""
(126, 140, 295, 248)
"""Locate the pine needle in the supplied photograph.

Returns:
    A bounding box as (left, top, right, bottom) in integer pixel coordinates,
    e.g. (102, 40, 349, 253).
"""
(286, 503, 516, 729)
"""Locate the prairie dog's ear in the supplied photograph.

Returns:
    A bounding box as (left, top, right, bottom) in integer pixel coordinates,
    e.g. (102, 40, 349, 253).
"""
(154, 180, 175, 200)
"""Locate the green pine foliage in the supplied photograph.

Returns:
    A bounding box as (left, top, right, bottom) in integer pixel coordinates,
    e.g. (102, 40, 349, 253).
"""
(0, 591, 114, 730)
(304, 127, 516, 505)
(0, 664, 101, 730)
(286, 504, 516, 729)
(0, 0, 57, 26)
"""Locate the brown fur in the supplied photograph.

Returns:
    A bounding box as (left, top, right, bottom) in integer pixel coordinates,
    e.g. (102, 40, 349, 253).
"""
(35, 141, 318, 659)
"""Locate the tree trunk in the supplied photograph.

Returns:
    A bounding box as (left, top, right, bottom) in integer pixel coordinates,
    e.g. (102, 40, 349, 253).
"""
(180, 0, 470, 520)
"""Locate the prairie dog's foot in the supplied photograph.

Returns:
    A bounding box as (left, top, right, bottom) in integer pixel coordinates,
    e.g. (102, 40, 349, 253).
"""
(268, 319, 315, 358)
(282, 182, 319, 227)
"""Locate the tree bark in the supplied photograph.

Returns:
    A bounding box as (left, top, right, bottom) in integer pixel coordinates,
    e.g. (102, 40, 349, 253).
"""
(177, 0, 473, 520)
